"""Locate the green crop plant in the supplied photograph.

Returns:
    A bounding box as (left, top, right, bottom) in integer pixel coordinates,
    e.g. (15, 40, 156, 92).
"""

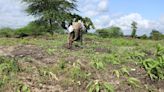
(140, 44, 164, 80)
(142, 56, 164, 80)
(70, 63, 90, 80)
(156, 44, 164, 56)
(86, 80, 115, 92)
(126, 77, 141, 88)
(129, 51, 146, 61)
(104, 54, 121, 65)
(113, 66, 130, 78)
(90, 58, 105, 70)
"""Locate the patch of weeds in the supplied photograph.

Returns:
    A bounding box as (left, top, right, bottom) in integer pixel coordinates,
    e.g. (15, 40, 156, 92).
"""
(86, 80, 115, 92)
(90, 57, 105, 70)
(111, 38, 138, 46)
(46, 48, 56, 55)
(105, 54, 121, 65)
(0, 56, 20, 89)
(70, 62, 90, 81)
(17, 83, 31, 92)
(38, 67, 58, 81)
(59, 60, 67, 70)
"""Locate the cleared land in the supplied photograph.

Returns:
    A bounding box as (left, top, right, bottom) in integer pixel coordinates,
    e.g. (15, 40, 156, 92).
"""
(0, 34, 164, 92)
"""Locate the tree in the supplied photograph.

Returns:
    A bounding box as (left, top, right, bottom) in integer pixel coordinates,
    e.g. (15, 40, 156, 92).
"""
(150, 29, 162, 40)
(69, 14, 95, 32)
(131, 21, 137, 38)
(83, 17, 95, 32)
(23, 0, 77, 34)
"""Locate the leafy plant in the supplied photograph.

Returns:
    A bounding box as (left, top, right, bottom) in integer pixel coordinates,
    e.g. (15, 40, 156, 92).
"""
(142, 56, 164, 80)
(126, 77, 141, 88)
(113, 70, 120, 78)
(113, 66, 130, 78)
(91, 58, 105, 70)
(156, 44, 164, 56)
(140, 44, 164, 80)
(86, 80, 115, 92)
(17, 84, 31, 92)
(105, 54, 120, 65)
(46, 48, 56, 55)
(0, 57, 19, 88)
(129, 51, 146, 61)
(70, 63, 90, 80)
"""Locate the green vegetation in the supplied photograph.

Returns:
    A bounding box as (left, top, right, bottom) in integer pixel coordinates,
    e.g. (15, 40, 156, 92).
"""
(140, 44, 164, 80)
(0, 34, 163, 92)
(131, 21, 137, 38)
(0, 27, 15, 37)
(86, 80, 115, 92)
(96, 26, 123, 38)
(150, 29, 163, 40)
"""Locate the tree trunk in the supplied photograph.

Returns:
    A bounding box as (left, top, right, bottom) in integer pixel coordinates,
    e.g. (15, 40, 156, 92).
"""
(49, 19, 53, 35)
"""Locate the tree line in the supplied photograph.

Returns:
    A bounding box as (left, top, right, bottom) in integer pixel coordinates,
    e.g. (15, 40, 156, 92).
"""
(96, 21, 164, 40)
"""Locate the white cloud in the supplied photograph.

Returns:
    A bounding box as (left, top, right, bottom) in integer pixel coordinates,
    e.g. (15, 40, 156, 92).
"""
(108, 13, 164, 35)
(98, 0, 109, 12)
(0, 0, 34, 28)
(0, 0, 163, 35)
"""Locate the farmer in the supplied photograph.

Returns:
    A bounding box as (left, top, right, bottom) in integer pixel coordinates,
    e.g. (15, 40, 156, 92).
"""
(61, 20, 85, 48)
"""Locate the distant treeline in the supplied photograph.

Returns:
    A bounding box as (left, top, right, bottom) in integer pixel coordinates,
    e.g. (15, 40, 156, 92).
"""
(0, 22, 65, 38)
(0, 22, 164, 40)
(96, 26, 164, 40)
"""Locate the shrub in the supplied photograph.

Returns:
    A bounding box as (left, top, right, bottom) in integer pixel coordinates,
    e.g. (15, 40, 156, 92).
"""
(14, 22, 45, 38)
(96, 26, 123, 38)
(150, 29, 163, 40)
(140, 34, 148, 39)
(0, 28, 14, 37)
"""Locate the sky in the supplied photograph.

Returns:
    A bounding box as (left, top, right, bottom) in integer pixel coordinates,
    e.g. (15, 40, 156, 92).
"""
(0, 0, 164, 35)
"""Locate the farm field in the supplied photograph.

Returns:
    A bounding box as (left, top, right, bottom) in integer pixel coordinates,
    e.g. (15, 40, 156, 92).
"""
(0, 34, 164, 92)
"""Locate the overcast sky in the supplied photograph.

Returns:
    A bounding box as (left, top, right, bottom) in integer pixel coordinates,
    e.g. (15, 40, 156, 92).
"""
(0, 0, 164, 35)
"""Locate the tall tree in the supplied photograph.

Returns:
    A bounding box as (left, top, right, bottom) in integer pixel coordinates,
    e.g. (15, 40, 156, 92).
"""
(69, 13, 95, 32)
(131, 21, 137, 38)
(23, 0, 77, 34)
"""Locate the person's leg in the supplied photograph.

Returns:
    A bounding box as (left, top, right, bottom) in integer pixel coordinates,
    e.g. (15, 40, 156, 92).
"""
(68, 32, 74, 49)
(80, 30, 83, 45)
(74, 29, 80, 41)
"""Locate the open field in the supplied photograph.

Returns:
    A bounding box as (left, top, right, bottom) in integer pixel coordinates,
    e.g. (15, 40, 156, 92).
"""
(0, 34, 164, 92)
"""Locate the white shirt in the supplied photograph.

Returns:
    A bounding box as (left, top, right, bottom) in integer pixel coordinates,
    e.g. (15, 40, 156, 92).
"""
(68, 25, 74, 33)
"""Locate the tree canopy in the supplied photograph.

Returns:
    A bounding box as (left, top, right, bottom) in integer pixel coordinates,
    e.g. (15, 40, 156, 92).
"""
(23, 0, 94, 34)
(131, 21, 137, 38)
(23, 0, 77, 34)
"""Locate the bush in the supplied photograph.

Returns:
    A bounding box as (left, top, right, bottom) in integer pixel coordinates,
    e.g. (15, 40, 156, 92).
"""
(140, 34, 148, 39)
(96, 26, 123, 38)
(14, 22, 45, 38)
(150, 30, 163, 40)
(53, 28, 65, 34)
(0, 28, 14, 37)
